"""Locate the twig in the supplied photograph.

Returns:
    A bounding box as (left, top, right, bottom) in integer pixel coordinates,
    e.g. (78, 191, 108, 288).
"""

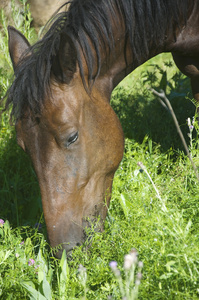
(156, 97, 170, 112)
(151, 88, 199, 182)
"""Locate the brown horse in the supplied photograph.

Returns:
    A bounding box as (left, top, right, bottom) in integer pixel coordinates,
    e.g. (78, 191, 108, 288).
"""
(4, 0, 199, 258)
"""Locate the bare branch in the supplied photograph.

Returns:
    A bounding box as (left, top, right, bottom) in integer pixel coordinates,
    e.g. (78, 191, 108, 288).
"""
(151, 88, 199, 183)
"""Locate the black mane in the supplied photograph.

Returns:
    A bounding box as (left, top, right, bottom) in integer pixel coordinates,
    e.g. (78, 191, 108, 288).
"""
(4, 0, 192, 120)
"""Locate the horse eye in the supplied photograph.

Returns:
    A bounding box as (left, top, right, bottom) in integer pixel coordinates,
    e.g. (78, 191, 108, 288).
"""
(66, 131, 79, 148)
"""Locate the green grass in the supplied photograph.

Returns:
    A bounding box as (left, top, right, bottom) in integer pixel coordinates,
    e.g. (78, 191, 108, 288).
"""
(0, 138, 199, 299)
(0, 1, 199, 299)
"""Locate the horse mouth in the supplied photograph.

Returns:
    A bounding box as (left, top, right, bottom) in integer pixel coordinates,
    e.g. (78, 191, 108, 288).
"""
(52, 217, 104, 258)
(53, 243, 78, 258)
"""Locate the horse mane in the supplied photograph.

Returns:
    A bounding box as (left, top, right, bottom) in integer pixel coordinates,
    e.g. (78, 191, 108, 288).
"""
(4, 0, 192, 121)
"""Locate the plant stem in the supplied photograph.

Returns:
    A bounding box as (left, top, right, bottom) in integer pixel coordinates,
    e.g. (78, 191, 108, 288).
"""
(137, 162, 167, 212)
(151, 88, 199, 183)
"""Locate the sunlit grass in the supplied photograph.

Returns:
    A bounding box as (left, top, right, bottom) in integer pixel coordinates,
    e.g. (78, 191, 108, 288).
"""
(1, 137, 199, 299)
(119, 53, 176, 89)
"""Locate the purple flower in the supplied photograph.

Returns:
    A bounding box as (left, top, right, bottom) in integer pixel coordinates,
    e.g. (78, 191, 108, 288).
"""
(0, 219, 5, 226)
(189, 125, 194, 130)
(109, 261, 121, 277)
(20, 241, 24, 245)
(28, 259, 35, 266)
(109, 261, 117, 270)
(187, 118, 194, 131)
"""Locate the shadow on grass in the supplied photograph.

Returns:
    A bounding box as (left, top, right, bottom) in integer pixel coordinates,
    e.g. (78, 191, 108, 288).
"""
(111, 77, 196, 152)
(0, 130, 42, 228)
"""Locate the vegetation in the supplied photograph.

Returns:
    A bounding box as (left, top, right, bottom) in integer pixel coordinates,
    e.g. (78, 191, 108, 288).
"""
(0, 1, 199, 299)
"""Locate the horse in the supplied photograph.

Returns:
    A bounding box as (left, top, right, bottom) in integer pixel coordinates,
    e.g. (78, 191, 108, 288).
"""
(3, 0, 199, 258)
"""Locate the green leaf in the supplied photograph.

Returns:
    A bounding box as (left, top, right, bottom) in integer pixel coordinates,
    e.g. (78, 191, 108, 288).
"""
(42, 274, 52, 300)
(119, 193, 132, 218)
(37, 249, 48, 284)
(47, 266, 54, 285)
(0, 250, 12, 265)
(165, 260, 176, 272)
(159, 273, 173, 280)
(58, 250, 69, 298)
(21, 281, 47, 300)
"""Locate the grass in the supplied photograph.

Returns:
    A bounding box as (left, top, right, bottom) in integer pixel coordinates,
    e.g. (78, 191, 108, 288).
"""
(0, 1, 199, 299)
(1, 138, 199, 299)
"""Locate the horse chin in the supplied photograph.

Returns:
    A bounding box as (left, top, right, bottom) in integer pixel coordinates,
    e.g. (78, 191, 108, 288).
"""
(52, 216, 104, 258)
(52, 236, 87, 259)
(53, 243, 77, 259)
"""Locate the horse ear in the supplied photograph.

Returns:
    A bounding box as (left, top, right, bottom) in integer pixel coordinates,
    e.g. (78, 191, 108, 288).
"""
(52, 33, 77, 83)
(8, 26, 30, 70)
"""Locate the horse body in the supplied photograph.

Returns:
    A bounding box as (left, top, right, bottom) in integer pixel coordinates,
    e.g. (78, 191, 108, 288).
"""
(4, 0, 199, 257)
(170, 2, 199, 107)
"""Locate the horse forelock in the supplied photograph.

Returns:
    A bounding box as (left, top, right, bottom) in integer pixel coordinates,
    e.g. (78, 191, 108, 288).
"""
(4, 0, 193, 121)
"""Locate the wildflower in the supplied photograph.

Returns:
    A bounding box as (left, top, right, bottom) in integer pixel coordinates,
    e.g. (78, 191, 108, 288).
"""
(35, 264, 40, 270)
(78, 264, 87, 285)
(15, 253, 19, 258)
(34, 264, 40, 274)
(138, 261, 143, 269)
(109, 261, 120, 277)
(137, 272, 142, 280)
(137, 161, 144, 169)
(190, 125, 194, 130)
(130, 248, 138, 263)
(20, 241, 24, 245)
(0, 219, 5, 226)
(109, 261, 118, 270)
(110, 249, 143, 299)
(135, 279, 141, 286)
(78, 264, 86, 272)
(187, 117, 194, 131)
(124, 254, 134, 270)
(124, 249, 139, 270)
(28, 258, 35, 266)
(187, 117, 191, 127)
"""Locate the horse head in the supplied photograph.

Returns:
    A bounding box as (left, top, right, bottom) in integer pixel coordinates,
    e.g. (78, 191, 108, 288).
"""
(8, 26, 124, 257)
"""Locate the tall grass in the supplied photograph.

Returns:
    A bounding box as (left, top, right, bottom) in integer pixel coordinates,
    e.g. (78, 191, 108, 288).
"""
(0, 1, 199, 299)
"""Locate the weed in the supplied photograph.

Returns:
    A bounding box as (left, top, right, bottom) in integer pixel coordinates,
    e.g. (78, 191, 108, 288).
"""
(1, 1, 199, 299)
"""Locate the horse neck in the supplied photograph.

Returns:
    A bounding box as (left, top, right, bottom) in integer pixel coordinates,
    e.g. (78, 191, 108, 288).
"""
(94, 0, 195, 100)
(94, 25, 163, 100)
